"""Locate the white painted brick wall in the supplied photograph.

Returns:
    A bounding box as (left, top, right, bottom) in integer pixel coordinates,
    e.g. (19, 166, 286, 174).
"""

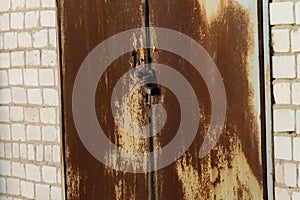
(0, 0, 64, 199)
(271, 0, 300, 198)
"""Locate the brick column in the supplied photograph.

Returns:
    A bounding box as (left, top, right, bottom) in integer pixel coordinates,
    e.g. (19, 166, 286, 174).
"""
(0, 0, 64, 199)
(270, 1, 300, 199)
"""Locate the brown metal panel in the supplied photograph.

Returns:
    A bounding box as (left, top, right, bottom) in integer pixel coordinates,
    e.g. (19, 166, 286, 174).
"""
(149, 0, 264, 199)
(60, 1, 151, 199)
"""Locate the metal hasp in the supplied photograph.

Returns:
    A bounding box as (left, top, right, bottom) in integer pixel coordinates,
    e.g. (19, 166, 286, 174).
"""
(144, 85, 159, 106)
(132, 49, 159, 106)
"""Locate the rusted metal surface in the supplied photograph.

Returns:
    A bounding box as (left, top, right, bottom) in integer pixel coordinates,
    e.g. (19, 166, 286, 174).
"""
(60, 0, 151, 199)
(150, 0, 264, 199)
(61, 0, 265, 199)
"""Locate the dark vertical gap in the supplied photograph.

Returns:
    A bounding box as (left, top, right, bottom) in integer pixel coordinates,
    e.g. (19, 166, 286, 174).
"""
(144, 1, 156, 200)
(258, 0, 273, 199)
(56, 0, 68, 199)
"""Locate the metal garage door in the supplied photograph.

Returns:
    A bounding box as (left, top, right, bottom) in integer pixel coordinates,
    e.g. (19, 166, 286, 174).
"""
(60, 0, 266, 199)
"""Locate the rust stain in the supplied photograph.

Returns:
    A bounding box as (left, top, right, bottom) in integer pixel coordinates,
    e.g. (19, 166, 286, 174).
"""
(62, 0, 151, 199)
(150, 0, 263, 199)
(176, 153, 203, 200)
(62, 0, 264, 199)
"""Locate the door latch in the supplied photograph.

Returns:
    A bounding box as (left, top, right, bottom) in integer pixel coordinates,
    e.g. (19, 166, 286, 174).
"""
(131, 48, 159, 106)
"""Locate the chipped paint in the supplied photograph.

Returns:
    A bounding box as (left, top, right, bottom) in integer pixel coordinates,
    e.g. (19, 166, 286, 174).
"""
(176, 154, 202, 200)
(61, 0, 265, 199)
(150, 0, 264, 199)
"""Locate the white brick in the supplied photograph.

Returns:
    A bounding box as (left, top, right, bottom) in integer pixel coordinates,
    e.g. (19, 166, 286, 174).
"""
(4, 32, 18, 49)
(12, 87, 27, 104)
(51, 187, 62, 200)
(273, 82, 291, 104)
(24, 107, 39, 123)
(293, 82, 300, 105)
(3, 144, 12, 159)
(11, 124, 25, 141)
(0, 106, 9, 122)
(0, 142, 4, 157)
(10, 106, 23, 122)
(294, 137, 300, 161)
(297, 110, 300, 134)
(274, 109, 295, 132)
(27, 125, 41, 141)
(3, 143, 10, 158)
(11, 12, 24, 29)
(36, 184, 50, 200)
(5, 143, 12, 158)
(40, 10, 56, 27)
(274, 136, 292, 160)
(25, 164, 40, 181)
(43, 89, 58, 106)
(275, 162, 284, 184)
(54, 69, 58, 86)
(49, 29, 57, 47)
(0, 14, 10, 31)
(12, 143, 19, 158)
(26, 0, 40, 8)
(275, 187, 291, 200)
(53, 145, 60, 163)
(284, 162, 297, 187)
(298, 165, 300, 187)
(42, 126, 57, 141)
(297, 55, 300, 79)
(270, 2, 295, 25)
(42, 50, 56, 66)
(24, 69, 38, 86)
(42, 166, 56, 183)
(11, 51, 24, 67)
(28, 89, 42, 105)
(25, 11, 39, 28)
(36, 144, 43, 161)
(18, 32, 32, 48)
(12, 162, 25, 178)
(20, 143, 26, 159)
(40, 108, 56, 124)
(0, 53, 10, 68)
(293, 192, 300, 200)
(25, 50, 40, 66)
(41, 0, 56, 7)
(9, 69, 23, 85)
(0, 70, 8, 86)
(7, 178, 20, 195)
(291, 29, 300, 52)
(0, 89, 11, 104)
(57, 168, 61, 184)
(20, 181, 34, 199)
(0, 178, 6, 193)
(33, 30, 48, 48)
(296, 2, 300, 25)
(0, 0, 10, 11)
(45, 145, 52, 162)
(39, 69, 54, 86)
(272, 29, 290, 52)
(27, 144, 34, 160)
(0, 33, 3, 49)
(0, 160, 11, 176)
(273, 56, 296, 78)
(0, 124, 10, 140)
(12, 0, 25, 10)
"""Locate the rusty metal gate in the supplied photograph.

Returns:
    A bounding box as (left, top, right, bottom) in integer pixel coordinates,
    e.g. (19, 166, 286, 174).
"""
(60, 0, 267, 199)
